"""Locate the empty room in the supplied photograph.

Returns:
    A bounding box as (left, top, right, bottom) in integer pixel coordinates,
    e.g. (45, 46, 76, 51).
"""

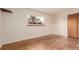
(0, 8, 79, 50)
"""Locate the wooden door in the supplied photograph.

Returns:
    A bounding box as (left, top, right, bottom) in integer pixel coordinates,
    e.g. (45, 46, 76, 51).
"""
(78, 14, 79, 38)
(68, 14, 78, 38)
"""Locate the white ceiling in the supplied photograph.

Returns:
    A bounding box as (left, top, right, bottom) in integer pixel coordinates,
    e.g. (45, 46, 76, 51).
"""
(32, 8, 68, 15)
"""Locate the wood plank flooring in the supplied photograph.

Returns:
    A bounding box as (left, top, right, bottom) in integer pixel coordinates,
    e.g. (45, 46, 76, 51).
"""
(1, 34, 79, 50)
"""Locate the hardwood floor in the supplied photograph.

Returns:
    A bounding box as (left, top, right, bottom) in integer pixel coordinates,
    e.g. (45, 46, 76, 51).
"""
(1, 34, 79, 50)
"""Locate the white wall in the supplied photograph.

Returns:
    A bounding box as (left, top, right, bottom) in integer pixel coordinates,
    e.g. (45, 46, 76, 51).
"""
(52, 8, 79, 37)
(2, 8, 54, 44)
(0, 10, 2, 47)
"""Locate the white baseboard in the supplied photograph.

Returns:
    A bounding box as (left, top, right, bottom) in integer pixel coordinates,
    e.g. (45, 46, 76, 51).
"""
(2, 34, 52, 45)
